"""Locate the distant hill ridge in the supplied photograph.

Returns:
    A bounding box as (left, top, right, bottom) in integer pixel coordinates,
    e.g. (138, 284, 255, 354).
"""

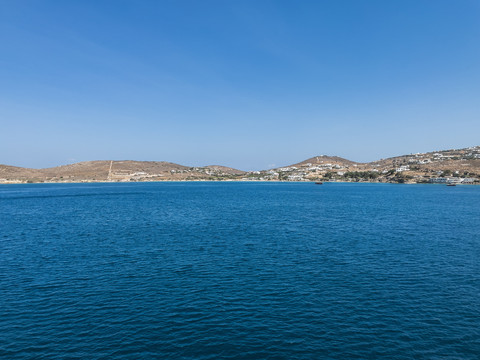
(288, 155, 359, 168)
(1, 146, 479, 183)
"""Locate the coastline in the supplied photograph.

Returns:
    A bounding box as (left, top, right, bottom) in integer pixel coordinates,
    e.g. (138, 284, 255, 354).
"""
(1, 179, 478, 185)
(2, 146, 479, 185)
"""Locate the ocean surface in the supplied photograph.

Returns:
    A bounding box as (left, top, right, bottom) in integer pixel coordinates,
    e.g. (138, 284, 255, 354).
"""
(1, 182, 479, 359)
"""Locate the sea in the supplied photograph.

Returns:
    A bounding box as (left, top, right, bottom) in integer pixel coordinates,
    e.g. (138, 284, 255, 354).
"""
(1, 182, 479, 359)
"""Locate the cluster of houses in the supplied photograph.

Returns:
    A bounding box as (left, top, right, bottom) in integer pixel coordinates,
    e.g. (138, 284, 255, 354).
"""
(109, 171, 164, 181)
(395, 165, 410, 172)
(405, 146, 480, 165)
(429, 177, 476, 184)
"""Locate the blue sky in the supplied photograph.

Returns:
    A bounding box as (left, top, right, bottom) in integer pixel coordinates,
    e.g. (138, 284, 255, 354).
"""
(1, 0, 479, 170)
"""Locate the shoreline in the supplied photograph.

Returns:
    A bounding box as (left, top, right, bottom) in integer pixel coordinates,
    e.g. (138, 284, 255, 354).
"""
(1, 179, 478, 186)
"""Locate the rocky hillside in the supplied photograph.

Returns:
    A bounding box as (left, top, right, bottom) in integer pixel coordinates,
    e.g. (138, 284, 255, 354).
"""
(0, 161, 245, 183)
(1, 146, 479, 184)
(0, 165, 41, 181)
(238, 146, 480, 183)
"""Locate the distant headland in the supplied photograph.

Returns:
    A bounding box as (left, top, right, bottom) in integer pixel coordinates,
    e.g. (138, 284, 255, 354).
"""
(1, 146, 479, 184)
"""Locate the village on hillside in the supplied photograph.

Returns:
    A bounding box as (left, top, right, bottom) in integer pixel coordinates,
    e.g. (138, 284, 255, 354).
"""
(241, 146, 480, 184)
(1, 146, 479, 184)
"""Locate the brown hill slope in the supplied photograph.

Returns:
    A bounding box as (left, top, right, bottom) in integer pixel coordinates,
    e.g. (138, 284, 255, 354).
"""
(201, 165, 246, 175)
(39, 161, 112, 181)
(369, 147, 480, 173)
(290, 155, 359, 167)
(0, 146, 478, 183)
(0, 160, 246, 183)
(0, 165, 41, 182)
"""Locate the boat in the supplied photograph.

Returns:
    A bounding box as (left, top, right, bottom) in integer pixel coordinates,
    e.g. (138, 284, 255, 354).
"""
(315, 182, 323, 185)
(447, 183, 456, 186)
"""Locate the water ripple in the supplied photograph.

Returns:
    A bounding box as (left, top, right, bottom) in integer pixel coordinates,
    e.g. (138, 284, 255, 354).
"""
(1, 182, 479, 359)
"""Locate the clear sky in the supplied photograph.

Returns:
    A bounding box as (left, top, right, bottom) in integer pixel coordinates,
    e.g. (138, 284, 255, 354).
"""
(1, 0, 479, 170)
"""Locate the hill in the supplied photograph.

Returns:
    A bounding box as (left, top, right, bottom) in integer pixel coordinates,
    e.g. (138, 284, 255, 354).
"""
(0, 165, 41, 181)
(0, 146, 479, 184)
(0, 160, 246, 183)
(290, 155, 359, 167)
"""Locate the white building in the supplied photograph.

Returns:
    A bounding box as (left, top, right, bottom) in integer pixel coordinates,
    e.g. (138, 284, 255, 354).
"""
(396, 165, 410, 172)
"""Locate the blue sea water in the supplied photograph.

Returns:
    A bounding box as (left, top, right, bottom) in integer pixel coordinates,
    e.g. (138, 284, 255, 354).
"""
(0, 182, 479, 359)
